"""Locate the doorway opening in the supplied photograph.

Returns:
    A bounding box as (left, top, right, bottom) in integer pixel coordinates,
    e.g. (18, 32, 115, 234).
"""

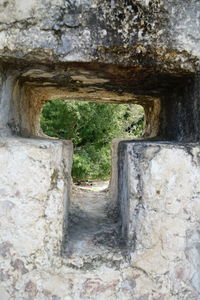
(40, 99, 145, 257)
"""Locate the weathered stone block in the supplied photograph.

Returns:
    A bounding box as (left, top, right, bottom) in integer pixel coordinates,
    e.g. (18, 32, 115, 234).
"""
(118, 141, 200, 298)
(0, 137, 73, 266)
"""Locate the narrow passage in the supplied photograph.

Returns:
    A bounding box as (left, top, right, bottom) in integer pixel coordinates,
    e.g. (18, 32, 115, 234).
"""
(66, 182, 119, 257)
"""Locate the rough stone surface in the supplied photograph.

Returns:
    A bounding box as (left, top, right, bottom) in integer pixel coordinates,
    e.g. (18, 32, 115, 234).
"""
(0, 0, 199, 72)
(0, 0, 199, 141)
(0, 137, 73, 292)
(0, 1, 199, 141)
(1, 1, 200, 299)
(118, 141, 200, 299)
(159, 73, 200, 142)
(1, 139, 200, 299)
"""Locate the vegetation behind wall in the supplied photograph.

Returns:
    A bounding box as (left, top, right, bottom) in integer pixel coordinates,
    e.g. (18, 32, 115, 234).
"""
(41, 100, 144, 180)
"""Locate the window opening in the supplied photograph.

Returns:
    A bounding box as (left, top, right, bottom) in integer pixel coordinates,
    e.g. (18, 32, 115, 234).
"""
(40, 100, 145, 257)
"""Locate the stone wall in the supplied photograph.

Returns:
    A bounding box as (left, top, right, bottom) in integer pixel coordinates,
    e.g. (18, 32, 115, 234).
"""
(1, 0, 200, 299)
(1, 140, 200, 299)
(0, 137, 73, 299)
(159, 74, 200, 142)
(0, 0, 199, 71)
(118, 141, 200, 299)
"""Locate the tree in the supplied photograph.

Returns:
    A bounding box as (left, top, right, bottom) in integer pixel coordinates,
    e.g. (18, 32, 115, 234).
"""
(41, 100, 144, 180)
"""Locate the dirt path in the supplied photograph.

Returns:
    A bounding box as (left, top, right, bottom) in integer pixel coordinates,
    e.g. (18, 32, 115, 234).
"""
(66, 183, 119, 257)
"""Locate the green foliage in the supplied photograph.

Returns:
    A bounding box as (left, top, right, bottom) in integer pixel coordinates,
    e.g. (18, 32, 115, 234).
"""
(72, 145, 111, 180)
(41, 100, 144, 180)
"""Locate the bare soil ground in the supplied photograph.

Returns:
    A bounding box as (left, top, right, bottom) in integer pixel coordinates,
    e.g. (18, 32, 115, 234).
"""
(66, 182, 120, 257)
